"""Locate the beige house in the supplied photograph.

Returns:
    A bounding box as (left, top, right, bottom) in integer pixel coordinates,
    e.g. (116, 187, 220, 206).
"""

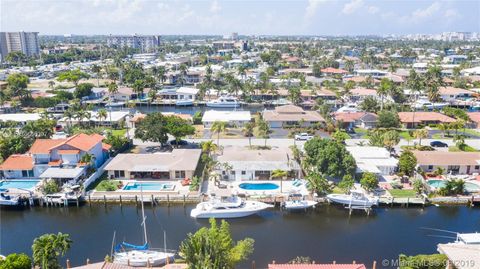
(262, 105, 325, 128)
(104, 149, 201, 180)
(413, 151, 480, 175)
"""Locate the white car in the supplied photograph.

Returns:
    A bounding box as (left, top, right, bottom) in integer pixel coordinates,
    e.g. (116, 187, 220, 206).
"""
(294, 133, 314, 141)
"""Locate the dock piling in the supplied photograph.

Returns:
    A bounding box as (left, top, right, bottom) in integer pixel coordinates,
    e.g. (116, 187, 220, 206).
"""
(103, 195, 107, 207)
(66, 259, 71, 269)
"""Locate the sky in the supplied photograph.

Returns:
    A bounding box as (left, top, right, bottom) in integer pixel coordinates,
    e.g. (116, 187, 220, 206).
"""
(0, 0, 479, 36)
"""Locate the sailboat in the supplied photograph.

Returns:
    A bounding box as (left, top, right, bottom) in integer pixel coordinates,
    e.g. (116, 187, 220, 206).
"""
(113, 188, 175, 267)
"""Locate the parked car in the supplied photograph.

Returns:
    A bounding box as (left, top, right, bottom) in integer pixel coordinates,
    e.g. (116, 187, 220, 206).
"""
(169, 139, 189, 146)
(294, 133, 314, 141)
(430, 141, 448, 148)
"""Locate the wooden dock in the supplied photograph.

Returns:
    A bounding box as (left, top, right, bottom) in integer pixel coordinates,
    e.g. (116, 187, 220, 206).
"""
(379, 196, 428, 207)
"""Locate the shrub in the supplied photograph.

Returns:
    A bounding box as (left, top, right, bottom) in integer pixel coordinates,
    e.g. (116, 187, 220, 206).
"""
(0, 253, 32, 269)
(42, 180, 60, 194)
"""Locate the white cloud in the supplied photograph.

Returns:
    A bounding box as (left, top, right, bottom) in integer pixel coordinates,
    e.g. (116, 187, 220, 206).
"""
(402, 1, 441, 23)
(342, 0, 364, 14)
(210, 0, 221, 13)
(304, 0, 326, 21)
(444, 8, 461, 21)
(368, 6, 379, 14)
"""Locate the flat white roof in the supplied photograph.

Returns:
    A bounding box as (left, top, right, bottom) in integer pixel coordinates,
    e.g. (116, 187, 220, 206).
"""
(202, 110, 251, 122)
(0, 113, 41, 122)
(458, 233, 480, 244)
(60, 111, 129, 123)
(40, 167, 85, 179)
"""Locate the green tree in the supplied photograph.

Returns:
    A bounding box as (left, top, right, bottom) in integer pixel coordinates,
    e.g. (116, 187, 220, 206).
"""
(398, 254, 447, 269)
(211, 121, 228, 146)
(166, 116, 195, 146)
(360, 172, 378, 192)
(179, 218, 254, 269)
(91, 64, 102, 86)
(332, 129, 349, 143)
(32, 233, 72, 269)
(377, 110, 400, 128)
(359, 96, 380, 113)
(255, 119, 270, 147)
(413, 128, 428, 146)
(57, 69, 89, 86)
(134, 112, 169, 146)
(412, 179, 425, 195)
(377, 78, 394, 110)
(338, 174, 354, 193)
(303, 137, 356, 179)
(6, 73, 30, 100)
(398, 150, 417, 177)
(74, 83, 94, 99)
(305, 171, 332, 195)
(0, 253, 31, 269)
(242, 122, 255, 148)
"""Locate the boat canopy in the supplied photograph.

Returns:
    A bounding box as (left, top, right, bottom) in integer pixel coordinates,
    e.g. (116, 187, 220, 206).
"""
(115, 242, 149, 252)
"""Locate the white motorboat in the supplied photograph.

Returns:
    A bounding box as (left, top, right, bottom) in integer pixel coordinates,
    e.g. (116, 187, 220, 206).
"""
(47, 103, 70, 113)
(337, 103, 359, 113)
(0, 192, 20, 206)
(190, 196, 273, 219)
(283, 200, 317, 211)
(106, 101, 126, 108)
(175, 99, 194, 106)
(206, 96, 240, 108)
(413, 99, 448, 110)
(327, 190, 379, 207)
(114, 188, 175, 267)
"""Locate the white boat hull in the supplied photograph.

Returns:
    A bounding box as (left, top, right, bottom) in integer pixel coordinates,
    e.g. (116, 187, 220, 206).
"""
(114, 250, 175, 267)
(106, 102, 125, 107)
(176, 100, 194, 106)
(0, 198, 20, 206)
(206, 103, 240, 108)
(327, 194, 379, 207)
(190, 201, 272, 219)
(283, 200, 317, 210)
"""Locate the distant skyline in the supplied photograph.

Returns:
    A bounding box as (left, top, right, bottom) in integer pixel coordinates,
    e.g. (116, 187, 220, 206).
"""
(1, 0, 479, 36)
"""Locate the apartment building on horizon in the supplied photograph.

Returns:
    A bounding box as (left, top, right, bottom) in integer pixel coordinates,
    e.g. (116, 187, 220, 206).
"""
(0, 31, 40, 60)
(106, 34, 161, 52)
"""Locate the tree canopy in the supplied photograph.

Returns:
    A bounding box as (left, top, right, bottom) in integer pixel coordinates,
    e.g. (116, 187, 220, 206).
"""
(179, 218, 254, 269)
(134, 113, 194, 146)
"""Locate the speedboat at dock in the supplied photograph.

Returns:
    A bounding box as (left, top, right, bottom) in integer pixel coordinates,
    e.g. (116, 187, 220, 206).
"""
(327, 190, 379, 207)
(190, 196, 273, 219)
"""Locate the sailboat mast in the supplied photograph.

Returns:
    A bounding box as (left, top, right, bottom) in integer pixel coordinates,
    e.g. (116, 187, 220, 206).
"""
(140, 186, 148, 245)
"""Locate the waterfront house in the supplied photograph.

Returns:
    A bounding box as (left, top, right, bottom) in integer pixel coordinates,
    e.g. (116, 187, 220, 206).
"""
(467, 112, 480, 128)
(320, 67, 348, 76)
(262, 105, 325, 128)
(58, 110, 129, 127)
(346, 146, 398, 176)
(397, 112, 456, 128)
(215, 146, 301, 181)
(0, 113, 41, 126)
(413, 151, 480, 175)
(112, 87, 150, 101)
(334, 112, 378, 129)
(157, 87, 199, 102)
(348, 87, 378, 102)
(128, 112, 192, 129)
(0, 133, 108, 181)
(104, 149, 201, 180)
(202, 110, 251, 128)
(439, 86, 474, 102)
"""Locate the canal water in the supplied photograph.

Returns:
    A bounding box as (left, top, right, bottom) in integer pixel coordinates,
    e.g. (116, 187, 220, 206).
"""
(97, 104, 266, 115)
(1, 204, 479, 268)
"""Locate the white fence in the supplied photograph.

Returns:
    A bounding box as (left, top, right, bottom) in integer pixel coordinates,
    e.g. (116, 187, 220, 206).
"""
(83, 158, 112, 191)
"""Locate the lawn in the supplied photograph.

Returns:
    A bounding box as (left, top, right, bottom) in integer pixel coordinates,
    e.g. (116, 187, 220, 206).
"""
(95, 179, 122, 191)
(398, 131, 413, 140)
(462, 129, 480, 137)
(449, 145, 478, 152)
(353, 128, 369, 138)
(388, 189, 417, 198)
(111, 129, 127, 137)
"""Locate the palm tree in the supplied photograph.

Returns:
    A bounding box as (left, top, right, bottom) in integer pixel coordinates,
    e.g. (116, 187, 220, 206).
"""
(132, 80, 145, 101)
(97, 108, 108, 127)
(211, 121, 228, 146)
(200, 140, 219, 157)
(271, 169, 288, 192)
(91, 64, 102, 86)
(377, 78, 393, 111)
(438, 123, 449, 138)
(413, 128, 429, 146)
(242, 122, 255, 148)
(48, 80, 55, 90)
(80, 153, 96, 168)
(32, 233, 72, 269)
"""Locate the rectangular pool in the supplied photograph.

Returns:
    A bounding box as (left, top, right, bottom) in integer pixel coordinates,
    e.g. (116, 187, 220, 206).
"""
(122, 181, 175, 191)
(0, 180, 41, 191)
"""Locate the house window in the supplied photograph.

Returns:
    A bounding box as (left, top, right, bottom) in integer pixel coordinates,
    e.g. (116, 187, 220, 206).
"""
(230, 171, 235, 175)
(175, 171, 186, 179)
(475, 166, 480, 170)
(114, 170, 125, 178)
(428, 165, 433, 170)
(241, 171, 246, 175)
(22, 170, 32, 177)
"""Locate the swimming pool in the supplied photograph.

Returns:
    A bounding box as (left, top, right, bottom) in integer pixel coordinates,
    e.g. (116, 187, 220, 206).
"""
(238, 182, 279, 191)
(0, 180, 40, 191)
(122, 182, 175, 191)
(427, 179, 480, 193)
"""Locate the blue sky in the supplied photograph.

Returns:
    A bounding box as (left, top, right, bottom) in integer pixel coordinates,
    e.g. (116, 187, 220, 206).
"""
(1, 0, 479, 35)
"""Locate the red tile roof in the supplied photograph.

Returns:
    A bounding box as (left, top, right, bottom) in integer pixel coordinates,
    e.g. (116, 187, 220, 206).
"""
(102, 143, 112, 151)
(63, 133, 104, 152)
(398, 112, 455, 123)
(268, 264, 366, 269)
(0, 155, 34, 170)
(468, 112, 480, 123)
(29, 139, 66, 154)
(48, 160, 63, 166)
(321, 67, 348, 74)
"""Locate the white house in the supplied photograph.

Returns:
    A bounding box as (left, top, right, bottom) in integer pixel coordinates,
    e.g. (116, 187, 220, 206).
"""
(346, 146, 398, 176)
(262, 105, 325, 128)
(413, 151, 480, 175)
(157, 87, 199, 101)
(438, 87, 474, 102)
(0, 113, 41, 126)
(58, 111, 129, 127)
(202, 110, 251, 128)
(216, 147, 301, 181)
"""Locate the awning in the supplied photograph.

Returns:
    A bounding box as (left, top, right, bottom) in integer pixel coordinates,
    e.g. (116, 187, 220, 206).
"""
(39, 167, 85, 179)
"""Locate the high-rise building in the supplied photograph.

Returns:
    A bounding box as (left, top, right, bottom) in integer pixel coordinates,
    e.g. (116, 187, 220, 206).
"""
(0, 31, 40, 60)
(106, 34, 161, 52)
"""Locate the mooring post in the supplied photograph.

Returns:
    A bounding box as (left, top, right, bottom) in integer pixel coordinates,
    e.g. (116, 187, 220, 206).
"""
(86, 258, 90, 265)
(66, 259, 71, 269)
(167, 194, 170, 207)
(103, 195, 107, 207)
(119, 195, 122, 207)
(151, 195, 155, 206)
(183, 194, 186, 206)
(251, 261, 256, 269)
